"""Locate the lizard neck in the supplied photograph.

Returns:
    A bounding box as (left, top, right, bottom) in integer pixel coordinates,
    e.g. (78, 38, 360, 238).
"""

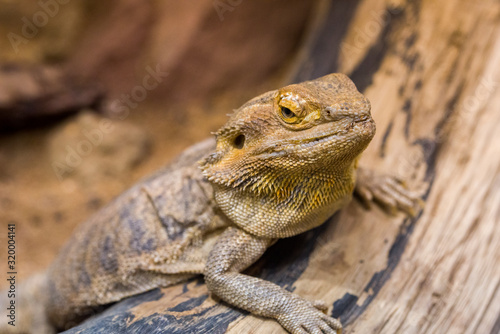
(211, 160, 357, 238)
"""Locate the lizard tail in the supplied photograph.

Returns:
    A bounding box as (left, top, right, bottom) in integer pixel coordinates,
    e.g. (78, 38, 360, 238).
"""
(0, 272, 55, 334)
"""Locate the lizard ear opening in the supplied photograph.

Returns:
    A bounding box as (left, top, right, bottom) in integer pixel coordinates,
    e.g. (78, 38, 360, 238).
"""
(232, 134, 245, 149)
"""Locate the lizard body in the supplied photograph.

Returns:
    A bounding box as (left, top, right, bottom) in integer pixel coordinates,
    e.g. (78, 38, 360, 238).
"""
(2, 74, 419, 334)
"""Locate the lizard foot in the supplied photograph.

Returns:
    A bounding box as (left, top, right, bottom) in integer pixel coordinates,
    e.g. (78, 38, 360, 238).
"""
(277, 296, 342, 334)
(355, 168, 423, 216)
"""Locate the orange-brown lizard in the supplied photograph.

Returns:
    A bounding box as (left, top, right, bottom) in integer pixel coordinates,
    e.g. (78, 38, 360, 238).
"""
(1, 73, 418, 334)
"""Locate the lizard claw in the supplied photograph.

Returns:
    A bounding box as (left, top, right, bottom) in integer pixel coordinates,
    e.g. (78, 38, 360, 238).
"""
(277, 297, 342, 334)
(355, 168, 423, 216)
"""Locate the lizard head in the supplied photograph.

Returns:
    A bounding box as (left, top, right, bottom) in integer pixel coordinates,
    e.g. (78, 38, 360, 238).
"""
(200, 73, 375, 237)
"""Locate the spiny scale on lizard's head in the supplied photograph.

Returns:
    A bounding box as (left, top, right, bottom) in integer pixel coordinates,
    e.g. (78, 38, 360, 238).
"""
(200, 73, 375, 237)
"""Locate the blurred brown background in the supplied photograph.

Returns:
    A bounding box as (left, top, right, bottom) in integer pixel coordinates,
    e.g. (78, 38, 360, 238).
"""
(0, 0, 316, 288)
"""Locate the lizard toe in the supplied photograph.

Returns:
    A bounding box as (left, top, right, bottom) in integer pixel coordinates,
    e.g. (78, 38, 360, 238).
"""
(356, 169, 422, 216)
(277, 299, 342, 334)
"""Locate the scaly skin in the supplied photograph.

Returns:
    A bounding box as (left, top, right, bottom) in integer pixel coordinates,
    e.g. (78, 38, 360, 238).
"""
(0, 74, 420, 334)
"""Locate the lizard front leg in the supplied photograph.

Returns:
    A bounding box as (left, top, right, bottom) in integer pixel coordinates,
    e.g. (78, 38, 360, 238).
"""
(205, 227, 342, 334)
(355, 167, 422, 215)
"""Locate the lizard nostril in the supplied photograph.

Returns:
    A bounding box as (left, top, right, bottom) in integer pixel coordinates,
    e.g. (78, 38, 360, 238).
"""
(324, 107, 342, 121)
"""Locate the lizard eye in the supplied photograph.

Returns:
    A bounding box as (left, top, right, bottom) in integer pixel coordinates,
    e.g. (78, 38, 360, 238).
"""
(277, 93, 302, 124)
(232, 134, 245, 149)
(278, 105, 299, 124)
(280, 106, 295, 119)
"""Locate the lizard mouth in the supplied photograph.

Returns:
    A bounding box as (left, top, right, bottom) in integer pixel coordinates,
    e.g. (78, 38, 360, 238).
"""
(284, 118, 373, 148)
(256, 118, 374, 157)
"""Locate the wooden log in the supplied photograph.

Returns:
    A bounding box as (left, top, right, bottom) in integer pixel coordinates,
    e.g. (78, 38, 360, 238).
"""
(66, 0, 500, 332)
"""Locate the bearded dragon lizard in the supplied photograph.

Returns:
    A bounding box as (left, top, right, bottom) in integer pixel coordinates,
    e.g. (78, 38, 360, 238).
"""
(3, 74, 419, 334)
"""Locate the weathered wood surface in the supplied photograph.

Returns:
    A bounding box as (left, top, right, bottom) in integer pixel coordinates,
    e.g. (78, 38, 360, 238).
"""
(66, 0, 500, 333)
